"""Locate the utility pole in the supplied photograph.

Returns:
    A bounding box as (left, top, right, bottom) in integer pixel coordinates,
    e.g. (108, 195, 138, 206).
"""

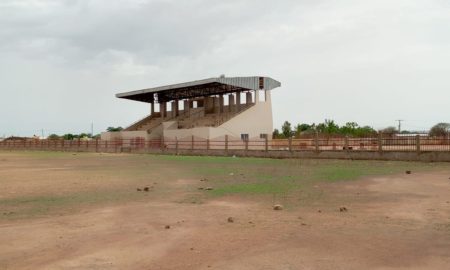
(396, 120, 404, 133)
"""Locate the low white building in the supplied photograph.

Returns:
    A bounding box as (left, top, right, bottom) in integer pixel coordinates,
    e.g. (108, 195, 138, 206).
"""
(102, 76, 281, 142)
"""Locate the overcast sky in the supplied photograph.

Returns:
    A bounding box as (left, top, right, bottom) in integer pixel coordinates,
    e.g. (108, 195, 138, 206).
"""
(1, 0, 449, 137)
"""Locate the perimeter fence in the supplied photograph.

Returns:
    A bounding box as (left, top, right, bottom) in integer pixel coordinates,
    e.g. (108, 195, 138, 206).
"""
(1, 135, 449, 153)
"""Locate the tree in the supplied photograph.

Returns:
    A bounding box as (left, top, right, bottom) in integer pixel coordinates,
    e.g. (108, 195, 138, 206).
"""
(272, 129, 281, 139)
(381, 126, 398, 135)
(47, 134, 60, 140)
(63, 134, 75, 140)
(317, 119, 339, 134)
(281, 121, 293, 138)
(429, 123, 450, 137)
(107, 126, 123, 132)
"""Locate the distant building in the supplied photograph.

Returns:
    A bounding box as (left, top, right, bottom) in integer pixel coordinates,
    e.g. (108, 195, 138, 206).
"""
(102, 76, 281, 141)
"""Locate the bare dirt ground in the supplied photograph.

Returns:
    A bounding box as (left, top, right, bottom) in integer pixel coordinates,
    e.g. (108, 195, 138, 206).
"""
(0, 151, 449, 270)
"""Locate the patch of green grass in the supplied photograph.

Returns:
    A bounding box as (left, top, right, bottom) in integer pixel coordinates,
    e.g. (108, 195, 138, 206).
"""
(159, 154, 280, 165)
(0, 190, 141, 220)
(211, 182, 296, 196)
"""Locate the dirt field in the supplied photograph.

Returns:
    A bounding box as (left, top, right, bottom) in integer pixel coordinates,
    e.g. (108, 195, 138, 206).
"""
(1, 151, 449, 270)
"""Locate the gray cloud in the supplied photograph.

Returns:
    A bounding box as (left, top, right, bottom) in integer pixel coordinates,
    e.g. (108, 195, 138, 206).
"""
(0, 0, 449, 136)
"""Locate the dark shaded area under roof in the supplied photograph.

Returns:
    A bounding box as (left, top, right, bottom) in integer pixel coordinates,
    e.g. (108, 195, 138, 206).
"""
(120, 82, 250, 103)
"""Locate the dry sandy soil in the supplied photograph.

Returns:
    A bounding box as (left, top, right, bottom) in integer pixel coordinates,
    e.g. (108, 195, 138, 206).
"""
(0, 151, 449, 270)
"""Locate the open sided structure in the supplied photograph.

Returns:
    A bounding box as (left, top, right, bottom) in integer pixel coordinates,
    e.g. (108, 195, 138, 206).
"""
(101, 76, 281, 142)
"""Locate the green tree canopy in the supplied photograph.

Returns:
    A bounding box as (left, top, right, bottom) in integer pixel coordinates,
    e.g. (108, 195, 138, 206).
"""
(47, 134, 60, 140)
(281, 121, 293, 138)
(107, 126, 123, 132)
(429, 123, 450, 137)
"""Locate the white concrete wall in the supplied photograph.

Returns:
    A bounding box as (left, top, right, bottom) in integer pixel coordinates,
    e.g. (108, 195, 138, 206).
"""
(209, 91, 273, 140)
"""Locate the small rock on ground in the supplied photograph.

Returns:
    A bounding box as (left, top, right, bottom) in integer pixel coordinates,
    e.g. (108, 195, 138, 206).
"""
(227, 217, 234, 223)
(273, 204, 283, 211)
(406, 170, 412, 174)
(340, 207, 348, 212)
(165, 225, 170, 229)
(205, 187, 214, 191)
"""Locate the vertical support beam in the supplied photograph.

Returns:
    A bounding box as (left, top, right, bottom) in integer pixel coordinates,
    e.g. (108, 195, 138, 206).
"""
(219, 94, 224, 114)
(416, 135, 421, 153)
(175, 100, 179, 116)
(255, 90, 260, 104)
(378, 133, 383, 153)
(288, 137, 292, 152)
(171, 101, 176, 117)
(344, 136, 349, 152)
(228, 94, 235, 113)
(246, 92, 252, 104)
(207, 139, 210, 151)
(191, 135, 194, 151)
(175, 137, 178, 155)
(150, 102, 155, 115)
(161, 137, 165, 152)
(236, 91, 241, 111)
(265, 136, 268, 152)
(184, 100, 190, 116)
(95, 139, 99, 152)
(161, 102, 166, 118)
(245, 138, 249, 152)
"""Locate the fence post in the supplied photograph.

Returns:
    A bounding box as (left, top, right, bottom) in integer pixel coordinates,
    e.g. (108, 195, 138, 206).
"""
(225, 135, 228, 153)
(416, 135, 420, 153)
(245, 138, 249, 152)
(175, 137, 179, 155)
(314, 132, 319, 152)
(288, 137, 292, 152)
(207, 139, 210, 151)
(191, 135, 194, 151)
(95, 139, 99, 152)
(161, 137, 165, 152)
(378, 133, 383, 153)
(344, 136, 349, 152)
(62, 139, 65, 152)
(265, 137, 268, 152)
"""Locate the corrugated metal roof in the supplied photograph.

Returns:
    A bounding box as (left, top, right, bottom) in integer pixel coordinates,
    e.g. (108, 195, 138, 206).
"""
(116, 76, 281, 99)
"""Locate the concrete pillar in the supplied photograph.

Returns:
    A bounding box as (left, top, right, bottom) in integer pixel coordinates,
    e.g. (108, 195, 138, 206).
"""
(150, 102, 155, 115)
(255, 90, 259, 104)
(161, 102, 166, 118)
(246, 92, 252, 104)
(219, 95, 224, 113)
(228, 94, 235, 113)
(236, 91, 241, 111)
(174, 100, 179, 117)
(171, 101, 176, 117)
(184, 100, 190, 115)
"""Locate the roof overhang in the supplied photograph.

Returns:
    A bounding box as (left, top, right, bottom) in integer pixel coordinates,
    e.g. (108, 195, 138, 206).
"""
(116, 76, 281, 103)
